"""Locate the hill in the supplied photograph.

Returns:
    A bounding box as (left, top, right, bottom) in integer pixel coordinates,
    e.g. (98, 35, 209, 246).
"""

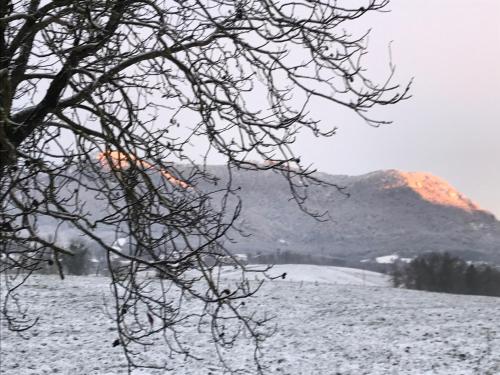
(35, 164, 500, 266)
(211, 167, 500, 265)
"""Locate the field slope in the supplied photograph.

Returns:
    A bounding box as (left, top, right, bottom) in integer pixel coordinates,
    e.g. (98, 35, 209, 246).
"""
(1, 265, 499, 374)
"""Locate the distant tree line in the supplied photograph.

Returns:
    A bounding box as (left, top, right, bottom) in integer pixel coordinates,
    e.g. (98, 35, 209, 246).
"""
(27, 238, 101, 276)
(392, 252, 500, 297)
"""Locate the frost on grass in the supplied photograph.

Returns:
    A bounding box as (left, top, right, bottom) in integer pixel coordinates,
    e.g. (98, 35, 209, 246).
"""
(1, 266, 499, 375)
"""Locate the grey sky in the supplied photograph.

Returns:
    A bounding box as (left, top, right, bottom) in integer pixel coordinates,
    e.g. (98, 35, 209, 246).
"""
(294, 0, 500, 217)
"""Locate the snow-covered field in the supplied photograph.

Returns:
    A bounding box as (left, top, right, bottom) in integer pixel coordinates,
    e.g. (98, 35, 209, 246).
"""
(221, 264, 390, 287)
(1, 265, 499, 375)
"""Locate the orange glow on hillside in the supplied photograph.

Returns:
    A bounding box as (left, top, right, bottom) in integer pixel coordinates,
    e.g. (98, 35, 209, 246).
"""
(384, 171, 480, 212)
(97, 151, 189, 188)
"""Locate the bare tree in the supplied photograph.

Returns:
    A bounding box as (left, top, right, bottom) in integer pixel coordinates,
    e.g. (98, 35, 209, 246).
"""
(0, 0, 410, 373)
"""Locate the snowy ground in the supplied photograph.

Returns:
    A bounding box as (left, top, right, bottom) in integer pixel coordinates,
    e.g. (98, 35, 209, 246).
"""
(1, 265, 499, 375)
(220, 264, 390, 287)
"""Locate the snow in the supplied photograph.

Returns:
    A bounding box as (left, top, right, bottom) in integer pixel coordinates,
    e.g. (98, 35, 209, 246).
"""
(221, 264, 390, 287)
(375, 254, 412, 264)
(1, 265, 499, 374)
(111, 237, 128, 251)
(375, 254, 400, 264)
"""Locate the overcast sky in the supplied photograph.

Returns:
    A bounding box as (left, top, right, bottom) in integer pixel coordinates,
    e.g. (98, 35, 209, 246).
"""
(293, 0, 500, 216)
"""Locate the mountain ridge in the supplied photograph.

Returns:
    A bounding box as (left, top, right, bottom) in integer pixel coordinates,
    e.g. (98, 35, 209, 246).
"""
(364, 169, 483, 213)
(211, 166, 500, 264)
(37, 163, 500, 265)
